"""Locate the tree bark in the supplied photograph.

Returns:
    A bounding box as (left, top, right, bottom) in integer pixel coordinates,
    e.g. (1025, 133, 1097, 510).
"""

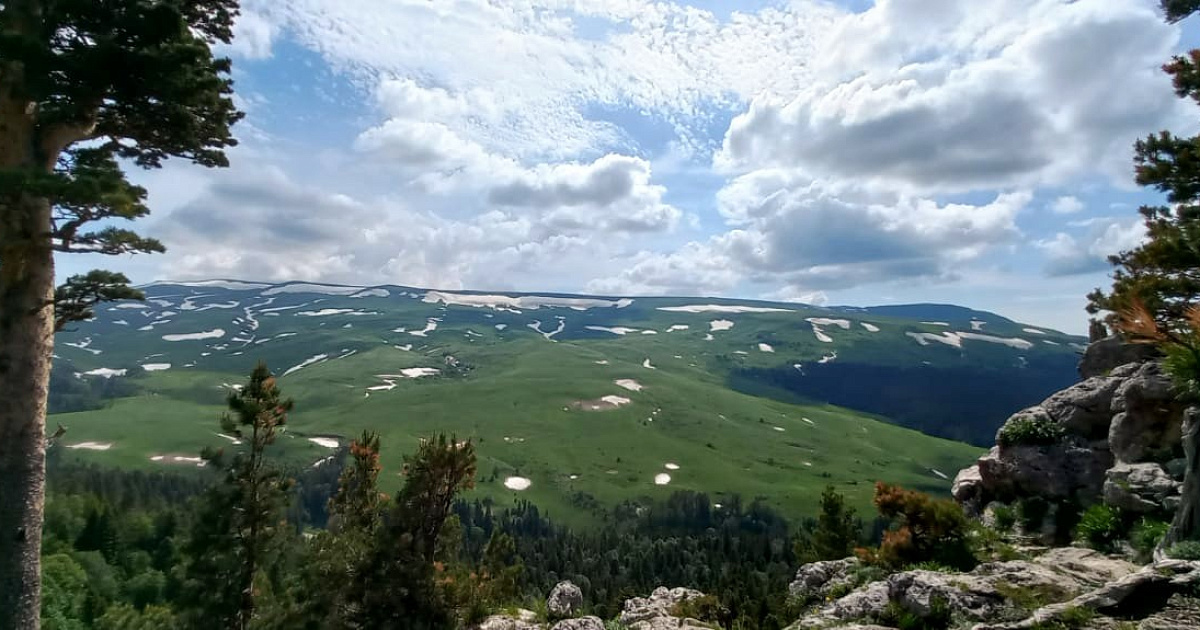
(1163, 406, 1200, 551)
(0, 194, 56, 630)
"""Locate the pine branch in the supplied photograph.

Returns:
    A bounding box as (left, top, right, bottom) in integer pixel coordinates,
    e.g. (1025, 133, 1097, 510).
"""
(53, 270, 144, 332)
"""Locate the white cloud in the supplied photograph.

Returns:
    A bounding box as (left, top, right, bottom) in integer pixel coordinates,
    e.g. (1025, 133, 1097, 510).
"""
(1035, 217, 1146, 276)
(715, 0, 1182, 192)
(227, 11, 277, 59)
(1051, 195, 1085, 214)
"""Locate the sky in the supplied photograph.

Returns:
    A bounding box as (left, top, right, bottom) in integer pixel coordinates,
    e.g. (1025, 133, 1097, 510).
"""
(62, 0, 1200, 334)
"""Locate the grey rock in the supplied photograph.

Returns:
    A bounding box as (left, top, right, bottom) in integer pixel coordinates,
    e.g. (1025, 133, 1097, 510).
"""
(1110, 362, 1185, 464)
(1079, 336, 1160, 379)
(888, 570, 1004, 620)
(952, 465, 985, 513)
(789, 557, 861, 601)
(620, 587, 705, 627)
(976, 441, 1112, 503)
(1042, 376, 1122, 440)
(550, 617, 605, 630)
(1028, 547, 1136, 587)
(548, 581, 584, 618)
(1103, 462, 1182, 514)
(474, 611, 543, 630)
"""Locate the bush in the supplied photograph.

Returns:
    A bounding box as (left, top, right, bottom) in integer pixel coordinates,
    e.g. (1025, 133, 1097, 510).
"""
(1074, 505, 1124, 552)
(858, 483, 977, 571)
(1166, 540, 1200, 560)
(1029, 605, 1096, 630)
(992, 505, 1017, 533)
(1130, 518, 1170, 563)
(998, 415, 1066, 447)
(669, 595, 727, 625)
(874, 595, 952, 630)
(1017, 497, 1050, 533)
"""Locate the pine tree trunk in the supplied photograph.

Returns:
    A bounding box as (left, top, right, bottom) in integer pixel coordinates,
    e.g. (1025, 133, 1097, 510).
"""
(1164, 407, 1200, 550)
(0, 193, 56, 630)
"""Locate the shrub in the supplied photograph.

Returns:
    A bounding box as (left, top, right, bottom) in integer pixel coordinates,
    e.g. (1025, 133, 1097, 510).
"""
(1166, 540, 1200, 560)
(1029, 606, 1096, 630)
(1017, 497, 1050, 532)
(998, 415, 1065, 447)
(669, 595, 727, 625)
(1130, 518, 1170, 563)
(1075, 505, 1124, 552)
(992, 505, 1017, 533)
(858, 483, 976, 571)
(874, 595, 952, 630)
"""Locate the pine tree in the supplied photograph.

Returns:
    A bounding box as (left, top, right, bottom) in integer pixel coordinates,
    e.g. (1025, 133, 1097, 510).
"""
(794, 486, 862, 563)
(180, 363, 293, 630)
(1089, 0, 1200, 547)
(353, 435, 477, 630)
(0, 3, 242, 625)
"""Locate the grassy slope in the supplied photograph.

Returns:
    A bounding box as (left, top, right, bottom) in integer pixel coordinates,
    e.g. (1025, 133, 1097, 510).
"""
(54, 314, 982, 527)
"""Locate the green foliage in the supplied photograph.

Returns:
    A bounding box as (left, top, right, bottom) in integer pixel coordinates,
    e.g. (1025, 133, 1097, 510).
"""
(1017, 497, 1050, 532)
(1166, 540, 1200, 560)
(1029, 606, 1097, 630)
(54, 271, 149, 332)
(794, 486, 864, 563)
(1131, 518, 1171, 563)
(861, 483, 977, 571)
(1075, 505, 1125, 552)
(994, 582, 1074, 613)
(178, 362, 295, 629)
(997, 415, 1066, 447)
(670, 594, 728, 625)
(992, 505, 1017, 533)
(93, 604, 176, 630)
(874, 595, 952, 630)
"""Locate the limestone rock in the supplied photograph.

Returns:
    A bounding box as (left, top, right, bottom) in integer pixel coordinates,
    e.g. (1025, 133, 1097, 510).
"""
(976, 441, 1112, 502)
(550, 617, 605, 630)
(474, 610, 543, 630)
(548, 581, 584, 619)
(1028, 547, 1136, 587)
(1079, 336, 1160, 379)
(1103, 462, 1182, 514)
(1042, 376, 1122, 440)
(1109, 362, 1185, 464)
(952, 465, 984, 512)
(620, 587, 705, 629)
(888, 570, 1004, 620)
(789, 557, 861, 601)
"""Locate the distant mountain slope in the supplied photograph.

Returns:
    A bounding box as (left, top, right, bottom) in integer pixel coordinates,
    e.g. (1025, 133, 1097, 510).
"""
(47, 280, 1084, 521)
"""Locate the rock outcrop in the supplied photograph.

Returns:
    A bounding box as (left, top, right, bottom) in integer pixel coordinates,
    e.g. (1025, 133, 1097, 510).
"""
(954, 342, 1185, 531)
(547, 581, 584, 619)
(619, 586, 707, 629)
(786, 548, 1141, 629)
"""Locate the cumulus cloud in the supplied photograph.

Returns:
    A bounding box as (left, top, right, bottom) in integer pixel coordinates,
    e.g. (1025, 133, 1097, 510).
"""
(1036, 217, 1146, 276)
(1051, 195, 1086, 214)
(716, 0, 1182, 192)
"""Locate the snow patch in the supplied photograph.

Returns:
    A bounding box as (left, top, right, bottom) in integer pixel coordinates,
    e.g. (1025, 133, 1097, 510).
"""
(408, 319, 439, 337)
(654, 473, 672, 486)
(283, 353, 328, 377)
(666, 325, 689, 332)
(861, 322, 881, 333)
(709, 320, 734, 332)
(759, 343, 775, 353)
(586, 326, 639, 335)
(309, 437, 339, 448)
(665, 463, 680, 470)
(970, 320, 986, 331)
(931, 469, 949, 480)
(297, 308, 375, 317)
(1023, 328, 1047, 335)
(658, 304, 792, 314)
(495, 324, 508, 331)
(811, 326, 833, 343)
(642, 359, 656, 370)
(82, 368, 126, 378)
(67, 442, 112, 451)
(819, 352, 838, 364)
(504, 476, 532, 491)
(528, 319, 565, 341)
(263, 283, 365, 296)
(807, 318, 851, 330)
(163, 329, 225, 342)
(424, 290, 632, 311)
(600, 395, 631, 407)
(922, 321, 951, 326)
(615, 379, 644, 392)
(141, 363, 171, 372)
(351, 288, 391, 298)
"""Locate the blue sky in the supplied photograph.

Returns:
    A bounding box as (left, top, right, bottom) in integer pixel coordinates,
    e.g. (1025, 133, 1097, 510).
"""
(65, 0, 1200, 333)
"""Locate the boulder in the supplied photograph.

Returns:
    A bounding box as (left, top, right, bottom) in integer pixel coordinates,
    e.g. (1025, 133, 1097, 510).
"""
(1079, 336, 1160, 379)
(619, 587, 705, 628)
(474, 611, 543, 630)
(547, 581, 584, 619)
(550, 617, 605, 630)
(976, 442, 1112, 503)
(789, 557, 861, 602)
(952, 465, 984, 512)
(1042, 376, 1122, 440)
(1028, 547, 1136, 587)
(1109, 362, 1185, 464)
(888, 570, 1004, 620)
(1103, 462, 1182, 514)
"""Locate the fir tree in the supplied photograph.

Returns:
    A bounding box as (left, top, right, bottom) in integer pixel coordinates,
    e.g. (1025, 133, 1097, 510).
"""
(0, 3, 242, 625)
(794, 486, 862, 563)
(179, 363, 293, 630)
(1089, 0, 1200, 547)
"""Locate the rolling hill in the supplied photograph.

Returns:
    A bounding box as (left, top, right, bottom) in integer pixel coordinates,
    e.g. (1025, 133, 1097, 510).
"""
(47, 280, 1086, 524)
